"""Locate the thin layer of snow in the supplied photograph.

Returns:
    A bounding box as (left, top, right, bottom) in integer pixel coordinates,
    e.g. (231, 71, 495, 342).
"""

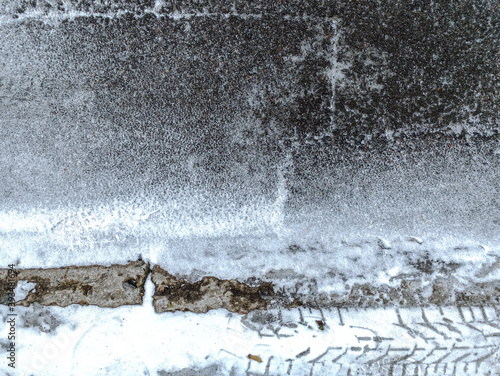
(2, 196, 499, 298)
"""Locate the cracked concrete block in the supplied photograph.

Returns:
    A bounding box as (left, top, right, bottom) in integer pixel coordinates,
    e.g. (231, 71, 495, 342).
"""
(0, 261, 149, 308)
(151, 265, 273, 314)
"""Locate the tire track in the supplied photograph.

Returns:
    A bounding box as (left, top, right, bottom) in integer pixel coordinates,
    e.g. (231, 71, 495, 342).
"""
(225, 306, 500, 376)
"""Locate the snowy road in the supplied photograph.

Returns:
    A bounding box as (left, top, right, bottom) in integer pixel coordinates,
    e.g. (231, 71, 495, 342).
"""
(1, 1, 499, 375)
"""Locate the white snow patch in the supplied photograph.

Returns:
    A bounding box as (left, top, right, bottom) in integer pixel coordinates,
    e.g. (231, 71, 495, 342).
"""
(2, 304, 500, 375)
(13, 281, 37, 302)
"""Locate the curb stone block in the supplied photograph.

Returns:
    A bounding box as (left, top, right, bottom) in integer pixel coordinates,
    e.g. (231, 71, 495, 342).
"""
(151, 265, 274, 313)
(2, 262, 500, 311)
(0, 261, 149, 308)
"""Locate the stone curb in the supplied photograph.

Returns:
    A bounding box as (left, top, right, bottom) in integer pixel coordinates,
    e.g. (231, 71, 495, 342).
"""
(0, 261, 149, 308)
(151, 265, 273, 314)
(1, 262, 500, 311)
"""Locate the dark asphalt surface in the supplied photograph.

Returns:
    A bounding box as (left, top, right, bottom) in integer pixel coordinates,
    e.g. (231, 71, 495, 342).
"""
(0, 1, 499, 236)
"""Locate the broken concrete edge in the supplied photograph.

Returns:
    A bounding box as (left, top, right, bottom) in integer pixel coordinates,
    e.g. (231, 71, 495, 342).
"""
(1, 262, 500, 311)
